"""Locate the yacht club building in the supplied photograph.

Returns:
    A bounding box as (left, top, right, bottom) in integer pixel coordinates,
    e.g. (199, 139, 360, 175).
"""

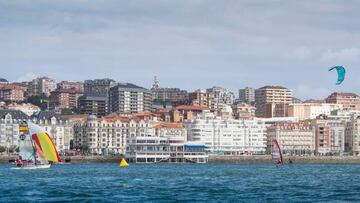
(74, 115, 208, 162)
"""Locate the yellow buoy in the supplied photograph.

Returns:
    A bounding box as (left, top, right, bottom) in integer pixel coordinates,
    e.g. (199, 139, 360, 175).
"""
(120, 158, 129, 168)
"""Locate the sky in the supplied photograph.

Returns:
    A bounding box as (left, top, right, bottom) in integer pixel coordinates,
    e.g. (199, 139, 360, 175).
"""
(1, 0, 360, 100)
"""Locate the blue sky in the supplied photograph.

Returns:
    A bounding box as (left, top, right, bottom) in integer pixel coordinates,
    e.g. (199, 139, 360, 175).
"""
(1, 0, 360, 99)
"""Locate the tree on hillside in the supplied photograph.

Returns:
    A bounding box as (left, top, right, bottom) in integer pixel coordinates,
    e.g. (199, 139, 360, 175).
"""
(0, 146, 5, 154)
(27, 94, 49, 110)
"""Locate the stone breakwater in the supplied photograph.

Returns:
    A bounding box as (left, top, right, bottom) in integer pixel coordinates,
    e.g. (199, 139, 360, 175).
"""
(2, 155, 360, 164)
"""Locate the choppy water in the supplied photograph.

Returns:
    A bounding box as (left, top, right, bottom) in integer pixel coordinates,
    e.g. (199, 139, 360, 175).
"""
(1, 163, 360, 202)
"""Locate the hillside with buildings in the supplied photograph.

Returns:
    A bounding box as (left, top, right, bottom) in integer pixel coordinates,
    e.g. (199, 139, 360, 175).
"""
(1, 76, 360, 162)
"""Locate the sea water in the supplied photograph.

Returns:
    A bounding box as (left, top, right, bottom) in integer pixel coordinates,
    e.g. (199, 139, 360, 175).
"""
(1, 163, 360, 202)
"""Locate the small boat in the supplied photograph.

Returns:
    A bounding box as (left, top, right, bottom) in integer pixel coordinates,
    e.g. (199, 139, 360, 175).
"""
(272, 139, 284, 166)
(120, 158, 129, 168)
(12, 121, 61, 170)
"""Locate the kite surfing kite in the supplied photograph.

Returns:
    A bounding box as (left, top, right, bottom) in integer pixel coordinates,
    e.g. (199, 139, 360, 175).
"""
(329, 66, 346, 85)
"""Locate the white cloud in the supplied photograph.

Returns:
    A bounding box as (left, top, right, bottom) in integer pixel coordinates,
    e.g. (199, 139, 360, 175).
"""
(16, 72, 36, 82)
(321, 48, 360, 62)
(282, 46, 312, 59)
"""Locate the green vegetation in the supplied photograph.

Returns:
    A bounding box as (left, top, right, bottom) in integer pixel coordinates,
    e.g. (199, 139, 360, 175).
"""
(0, 146, 5, 153)
(27, 94, 49, 110)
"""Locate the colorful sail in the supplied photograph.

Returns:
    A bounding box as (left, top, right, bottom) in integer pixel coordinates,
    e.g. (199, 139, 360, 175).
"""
(32, 132, 61, 163)
(28, 122, 61, 163)
(272, 139, 283, 165)
(32, 137, 48, 164)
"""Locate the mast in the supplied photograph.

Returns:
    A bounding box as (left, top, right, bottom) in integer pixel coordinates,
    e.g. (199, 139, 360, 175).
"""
(30, 135, 38, 164)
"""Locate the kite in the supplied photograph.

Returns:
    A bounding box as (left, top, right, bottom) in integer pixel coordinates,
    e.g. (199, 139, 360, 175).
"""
(329, 66, 345, 85)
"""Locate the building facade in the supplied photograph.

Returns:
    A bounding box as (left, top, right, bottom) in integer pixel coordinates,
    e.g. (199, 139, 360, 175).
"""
(255, 85, 293, 118)
(345, 114, 360, 155)
(151, 77, 188, 102)
(326, 92, 360, 111)
(0, 110, 30, 153)
(78, 96, 108, 117)
(189, 89, 213, 108)
(109, 83, 152, 114)
(6, 103, 40, 116)
(288, 103, 343, 120)
(238, 87, 255, 104)
(0, 84, 24, 103)
(232, 102, 256, 119)
(29, 77, 56, 96)
(37, 116, 74, 152)
(311, 118, 345, 155)
(266, 122, 315, 155)
(57, 81, 84, 92)
(206, 86, 235, 111)
(50, 88, 83, 110)
(74, 115, 131, 155)
(83, 79, 115, 97)
(185, 111, 267, 155)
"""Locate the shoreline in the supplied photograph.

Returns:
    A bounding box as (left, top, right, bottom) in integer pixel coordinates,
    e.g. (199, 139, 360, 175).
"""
(3, 155, 360, 164)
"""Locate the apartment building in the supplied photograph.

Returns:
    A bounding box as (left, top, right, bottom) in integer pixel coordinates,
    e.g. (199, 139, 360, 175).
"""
(185, 111, 267, 155)
(266, 122, 315, 155)
(109, 83, 152, 114)
(255, 85, 293, 118)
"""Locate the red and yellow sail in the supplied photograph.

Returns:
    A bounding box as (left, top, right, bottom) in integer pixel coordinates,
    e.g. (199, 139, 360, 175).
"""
(32, 132, 61, 163)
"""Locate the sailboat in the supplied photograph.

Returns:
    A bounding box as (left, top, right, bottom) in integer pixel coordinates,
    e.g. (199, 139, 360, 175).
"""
(271, 139, 284, 166)
(120, 158, 129, 168)
(13, 121, 61, 170)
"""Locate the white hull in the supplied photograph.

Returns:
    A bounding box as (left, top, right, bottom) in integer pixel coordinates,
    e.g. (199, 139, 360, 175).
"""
(11, 164, 51, 170)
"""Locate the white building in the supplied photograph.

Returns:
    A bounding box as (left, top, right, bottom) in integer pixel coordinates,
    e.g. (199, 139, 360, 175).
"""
(185, 111, 267, 155)
(37, 117, 74, 153)
(126, 123, 196, 163)
(74, 115, 133, 155)
(6, 103, 40, 116)
(74, 115, 208, 162)
(288, 103, 343, 120)
(0, 110, 29, 153)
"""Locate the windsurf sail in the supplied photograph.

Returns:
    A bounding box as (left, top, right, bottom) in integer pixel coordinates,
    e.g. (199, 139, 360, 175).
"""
(272, 139, 283, 165)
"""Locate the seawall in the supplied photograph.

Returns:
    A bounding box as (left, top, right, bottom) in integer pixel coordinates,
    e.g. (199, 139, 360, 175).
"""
(3, 155, 360, 164)
(208, 155, 360, 164)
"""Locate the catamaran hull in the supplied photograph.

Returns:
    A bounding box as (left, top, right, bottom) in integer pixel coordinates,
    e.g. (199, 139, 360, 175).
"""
(11, 164, 51, 170)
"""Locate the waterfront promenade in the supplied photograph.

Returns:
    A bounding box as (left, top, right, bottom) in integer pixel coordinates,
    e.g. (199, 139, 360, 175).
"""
(4, 155, 360, 164)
